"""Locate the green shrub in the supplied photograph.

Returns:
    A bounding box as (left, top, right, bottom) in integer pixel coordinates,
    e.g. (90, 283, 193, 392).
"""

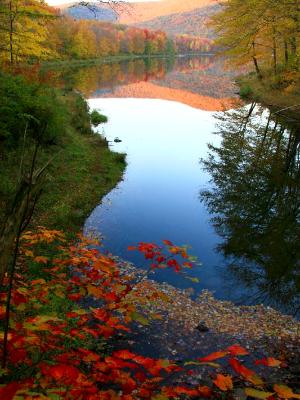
(90, 110, 108, 127)
(239, 84, 253, 98)
(68, 93, 93, 135)
(0, 73, 66, 148)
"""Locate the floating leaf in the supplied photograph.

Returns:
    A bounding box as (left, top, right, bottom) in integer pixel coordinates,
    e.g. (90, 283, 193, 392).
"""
(186, 277, 200, 283)
(130, 312, 149, 325)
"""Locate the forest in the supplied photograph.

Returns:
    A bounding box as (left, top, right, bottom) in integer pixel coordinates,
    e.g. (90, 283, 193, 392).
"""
(0, 0, 214, 65)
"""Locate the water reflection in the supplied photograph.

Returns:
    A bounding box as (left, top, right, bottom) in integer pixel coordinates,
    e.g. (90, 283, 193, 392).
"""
(201, 104, 300, 315)
(41, 56, 237, 110)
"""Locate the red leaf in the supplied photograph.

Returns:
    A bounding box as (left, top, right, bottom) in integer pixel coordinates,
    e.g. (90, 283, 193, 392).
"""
(0, 382, 23, 400)
(255, 357, 282, 367)
(227, 344, 249, 356)
(113, 350, 137, 360)
(229, 358, 263, 384)
(213, 374, 233, 391)
(197, 386, 212, 398)
(40, 363, 80, 384)
(173, 386, 199, 396)
(68, 293, 81, 301)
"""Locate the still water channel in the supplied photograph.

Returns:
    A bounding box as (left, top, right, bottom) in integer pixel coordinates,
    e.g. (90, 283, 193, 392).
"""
(54, 56, 299, 315)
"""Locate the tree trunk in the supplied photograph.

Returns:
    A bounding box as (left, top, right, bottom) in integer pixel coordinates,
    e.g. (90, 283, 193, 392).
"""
(9, 0, 13, 65)
(284, 41, 289, 65)
(272, 26, 277, 75)
(252, 42, 262, 79)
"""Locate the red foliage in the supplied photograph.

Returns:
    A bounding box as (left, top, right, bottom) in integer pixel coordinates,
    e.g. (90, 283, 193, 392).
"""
(0, 229, 296, 399)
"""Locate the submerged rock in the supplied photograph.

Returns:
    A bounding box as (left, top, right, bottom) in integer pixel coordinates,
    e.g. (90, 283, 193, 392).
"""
(195, 321, 210, 333)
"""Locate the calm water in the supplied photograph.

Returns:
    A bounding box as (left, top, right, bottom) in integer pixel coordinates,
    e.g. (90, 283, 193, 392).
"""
(54, 56, 299, 316)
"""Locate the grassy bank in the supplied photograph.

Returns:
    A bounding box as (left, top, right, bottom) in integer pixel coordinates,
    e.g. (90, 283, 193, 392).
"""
(0, 73, 126, 238)
(35, 125, 126, 233)
(35, 90, 126, 233)
(238, 72, 300, 124)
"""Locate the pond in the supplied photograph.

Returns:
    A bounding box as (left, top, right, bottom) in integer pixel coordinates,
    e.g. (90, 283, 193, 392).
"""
(54, 56, 300, 316)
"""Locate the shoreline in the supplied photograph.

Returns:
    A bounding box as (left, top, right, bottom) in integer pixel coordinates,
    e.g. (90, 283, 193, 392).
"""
(110, 256, 300, 387)
(115, 256, 300, 342)
(40, 52, 215, 68)
(237, 74, 300, 125)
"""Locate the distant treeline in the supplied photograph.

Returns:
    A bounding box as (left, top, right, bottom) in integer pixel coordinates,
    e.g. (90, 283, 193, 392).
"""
(0, 0, 214, 65)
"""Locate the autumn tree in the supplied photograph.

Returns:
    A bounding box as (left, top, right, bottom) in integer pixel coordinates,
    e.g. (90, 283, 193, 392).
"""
(211, 0, 300, 77)
(0, 0, 55, 65)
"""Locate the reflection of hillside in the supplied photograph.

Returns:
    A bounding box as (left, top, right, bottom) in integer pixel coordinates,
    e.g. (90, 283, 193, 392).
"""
(154, 71, 236, 99)
(157, 57, 238, 99)
(42, 56, 238, 110)
(95, 81, 235, 111)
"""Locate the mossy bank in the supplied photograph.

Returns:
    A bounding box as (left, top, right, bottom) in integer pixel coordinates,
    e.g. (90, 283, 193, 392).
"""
(238, 72, 300, 125)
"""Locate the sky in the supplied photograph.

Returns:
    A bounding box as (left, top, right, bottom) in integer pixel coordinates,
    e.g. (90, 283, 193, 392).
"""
(47, 0, 160, 6)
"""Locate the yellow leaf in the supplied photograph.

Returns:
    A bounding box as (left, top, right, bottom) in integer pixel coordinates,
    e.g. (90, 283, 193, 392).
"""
(274, 384, 300, 399)
(245, 388, 274, 399)
(248, 374, 264, 386)
(87, 284, 103, 298)
(185, 361, 221, 368)
(0, 332, 12, 341)
(24, 249, 34, 257)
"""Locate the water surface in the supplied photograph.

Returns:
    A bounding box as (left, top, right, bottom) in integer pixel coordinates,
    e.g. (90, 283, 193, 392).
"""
(67, 56, 300, 315)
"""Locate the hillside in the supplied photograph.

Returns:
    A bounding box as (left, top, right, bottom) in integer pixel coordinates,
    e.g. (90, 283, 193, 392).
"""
(116, 0, 219, 25)
(66, 3, 117, 21)
(57, 0, 221, 37)
(133, 4, 222, 38)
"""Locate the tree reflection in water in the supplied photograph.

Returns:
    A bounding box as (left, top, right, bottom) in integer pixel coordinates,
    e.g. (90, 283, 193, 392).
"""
(201, 104, 300, 316)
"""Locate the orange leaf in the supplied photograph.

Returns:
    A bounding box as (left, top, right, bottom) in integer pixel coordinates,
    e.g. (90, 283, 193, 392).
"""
(34, 256, 48, 264)
(113, 350, 137, 360)
(213, 374, 233, 391)
(199, 351, 227, 362)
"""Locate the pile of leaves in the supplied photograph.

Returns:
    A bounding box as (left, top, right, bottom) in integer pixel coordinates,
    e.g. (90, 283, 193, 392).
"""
(0, 228, 299, 399)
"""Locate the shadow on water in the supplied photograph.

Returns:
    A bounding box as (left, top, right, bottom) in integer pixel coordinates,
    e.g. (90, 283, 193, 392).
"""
(200, 103, 300, 316)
